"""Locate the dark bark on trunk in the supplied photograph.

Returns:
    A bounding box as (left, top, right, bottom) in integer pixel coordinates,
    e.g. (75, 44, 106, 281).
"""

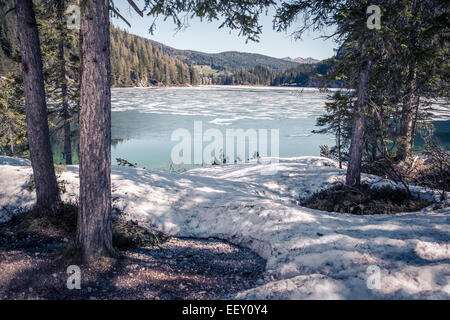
(377, 107, 388, 157)
(63, 115, 72, 164)
(15, 0, 60, 213)
(410, 96, 420, 149)
(397, 65, 417, 161)
(10, 134, 14, 156)
(76, 0, 115, 263)
(337, 123, 342, 169)
(370, 134, 377, 162)
(346, 44, 371, 187)
(57, 1, 72, 165)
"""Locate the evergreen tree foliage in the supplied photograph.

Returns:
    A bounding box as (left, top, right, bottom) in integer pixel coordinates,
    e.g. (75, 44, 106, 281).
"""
(36, 0, 80, 164)
(313, 91, 354, 168)
(110, 26, 200, 87)
(0, 73, 27, 156)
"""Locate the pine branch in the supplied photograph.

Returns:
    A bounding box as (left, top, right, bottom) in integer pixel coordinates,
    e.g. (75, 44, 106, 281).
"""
(109, 6, 131, 28)
(127, 0, 143, 17)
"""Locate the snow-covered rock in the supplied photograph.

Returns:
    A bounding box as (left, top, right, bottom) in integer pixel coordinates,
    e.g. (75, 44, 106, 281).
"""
(0, 155, 449, 299)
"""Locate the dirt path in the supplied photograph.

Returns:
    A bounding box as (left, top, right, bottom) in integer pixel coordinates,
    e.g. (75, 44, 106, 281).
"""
(0, 232, 266, 300)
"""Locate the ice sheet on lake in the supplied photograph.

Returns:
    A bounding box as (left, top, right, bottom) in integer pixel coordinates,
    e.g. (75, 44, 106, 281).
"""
(111, 86, 450, 123)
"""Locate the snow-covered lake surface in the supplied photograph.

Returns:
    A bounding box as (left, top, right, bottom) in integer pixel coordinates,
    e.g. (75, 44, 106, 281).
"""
(109, 86, 337, 170)
(52, 86, 450, 169)
(1, 155, 449, 299)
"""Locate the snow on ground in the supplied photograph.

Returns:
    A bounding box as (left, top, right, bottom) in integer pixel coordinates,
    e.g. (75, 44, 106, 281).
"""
(0, 155, 449, 299)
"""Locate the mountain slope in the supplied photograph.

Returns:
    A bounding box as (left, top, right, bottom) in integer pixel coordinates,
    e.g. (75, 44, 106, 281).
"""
(110, 27, 199, 86)
(282, 57, 321, 64)
(149, 40, 299, 73)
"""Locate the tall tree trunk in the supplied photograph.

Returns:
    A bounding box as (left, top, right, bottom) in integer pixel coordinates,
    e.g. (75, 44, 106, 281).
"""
(15, 0, 60, 213)
(397, 65, 417, 161)
(56, 0, 72, 165)
(376, 106, 388, 157)
(337, 121, 342, 169)
(9, 132, 14, 156)
(63, 112, 72, 164)
(76, 0, 115, 263)
(346, 44, 371, 187)
(410, 95, 420, 149)
(370, 129, 377, 162)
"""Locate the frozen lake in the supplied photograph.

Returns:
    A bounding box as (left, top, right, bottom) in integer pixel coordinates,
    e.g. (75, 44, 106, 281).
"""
(52, 86, 450, 170)
(109, 86, 336, 170)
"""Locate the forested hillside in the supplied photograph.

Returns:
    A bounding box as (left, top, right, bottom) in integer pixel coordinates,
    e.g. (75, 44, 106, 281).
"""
(149, 39, 299, 73)
(110, 27, 200, 86)
(202, 60, 341, 87)
(211, 65, 276, 85)
(272, 59, 342, 87)
(148, 38, 336, 86)
(0, 21, 200, 87)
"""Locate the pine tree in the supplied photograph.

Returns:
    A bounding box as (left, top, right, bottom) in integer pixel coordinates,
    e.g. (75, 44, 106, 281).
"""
(313, 91, 353, 169)
(37, 0, 80, 165)
(0, 73, 27, 156)
(15, 0, 61, 213)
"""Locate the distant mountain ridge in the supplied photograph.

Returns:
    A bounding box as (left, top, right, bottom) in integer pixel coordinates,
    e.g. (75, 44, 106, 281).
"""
(148, 40, 299, 73)
(282, 56, 321, 64)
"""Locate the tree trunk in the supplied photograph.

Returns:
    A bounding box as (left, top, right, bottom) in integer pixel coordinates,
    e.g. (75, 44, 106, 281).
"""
(76, 0, 115, 263)
(337, 107, 342, 169)
(377, 106, 388, 157)
(9, 133, 14, 156)
(63, 116, 72, 164)
(15, 0, 60, 213)
(337, 125, 342, 169)
(397, 65, 417, 161)
(410, 95, 420, 149)
(56, 0, 72, 165)
(346, 45, 371, 187)
(370, 131, 377, 162)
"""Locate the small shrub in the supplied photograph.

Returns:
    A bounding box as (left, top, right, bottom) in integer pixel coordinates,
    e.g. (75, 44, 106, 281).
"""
(415, 139, 449, 201)
(302, 184, 431, 215)
(27, 165, 68, 194)
(112, 219, 168, 249)
(54, 165, 68, 174)
(5, 203, 78, 239)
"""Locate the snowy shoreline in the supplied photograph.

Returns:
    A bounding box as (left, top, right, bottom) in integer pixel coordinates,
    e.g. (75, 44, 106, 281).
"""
(0, 155, 449, 299)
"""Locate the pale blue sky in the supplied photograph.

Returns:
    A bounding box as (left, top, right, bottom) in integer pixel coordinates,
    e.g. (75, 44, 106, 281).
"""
(112, 1, 337, 60)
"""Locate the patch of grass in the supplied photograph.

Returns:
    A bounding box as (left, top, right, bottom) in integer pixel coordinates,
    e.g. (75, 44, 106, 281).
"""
(193, 65, 225, 77)
(5, 203, 78, 239)
(302, 184, 431, 215)
(54, 165, 68, 174)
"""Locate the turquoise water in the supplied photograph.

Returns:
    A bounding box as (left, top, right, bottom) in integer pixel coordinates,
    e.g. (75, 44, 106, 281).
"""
(52, 86, 449, 170)
(109, 87, 335, 170)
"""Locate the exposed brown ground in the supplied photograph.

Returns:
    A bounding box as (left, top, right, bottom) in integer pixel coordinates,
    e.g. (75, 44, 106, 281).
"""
(0, 223, 266, 300)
